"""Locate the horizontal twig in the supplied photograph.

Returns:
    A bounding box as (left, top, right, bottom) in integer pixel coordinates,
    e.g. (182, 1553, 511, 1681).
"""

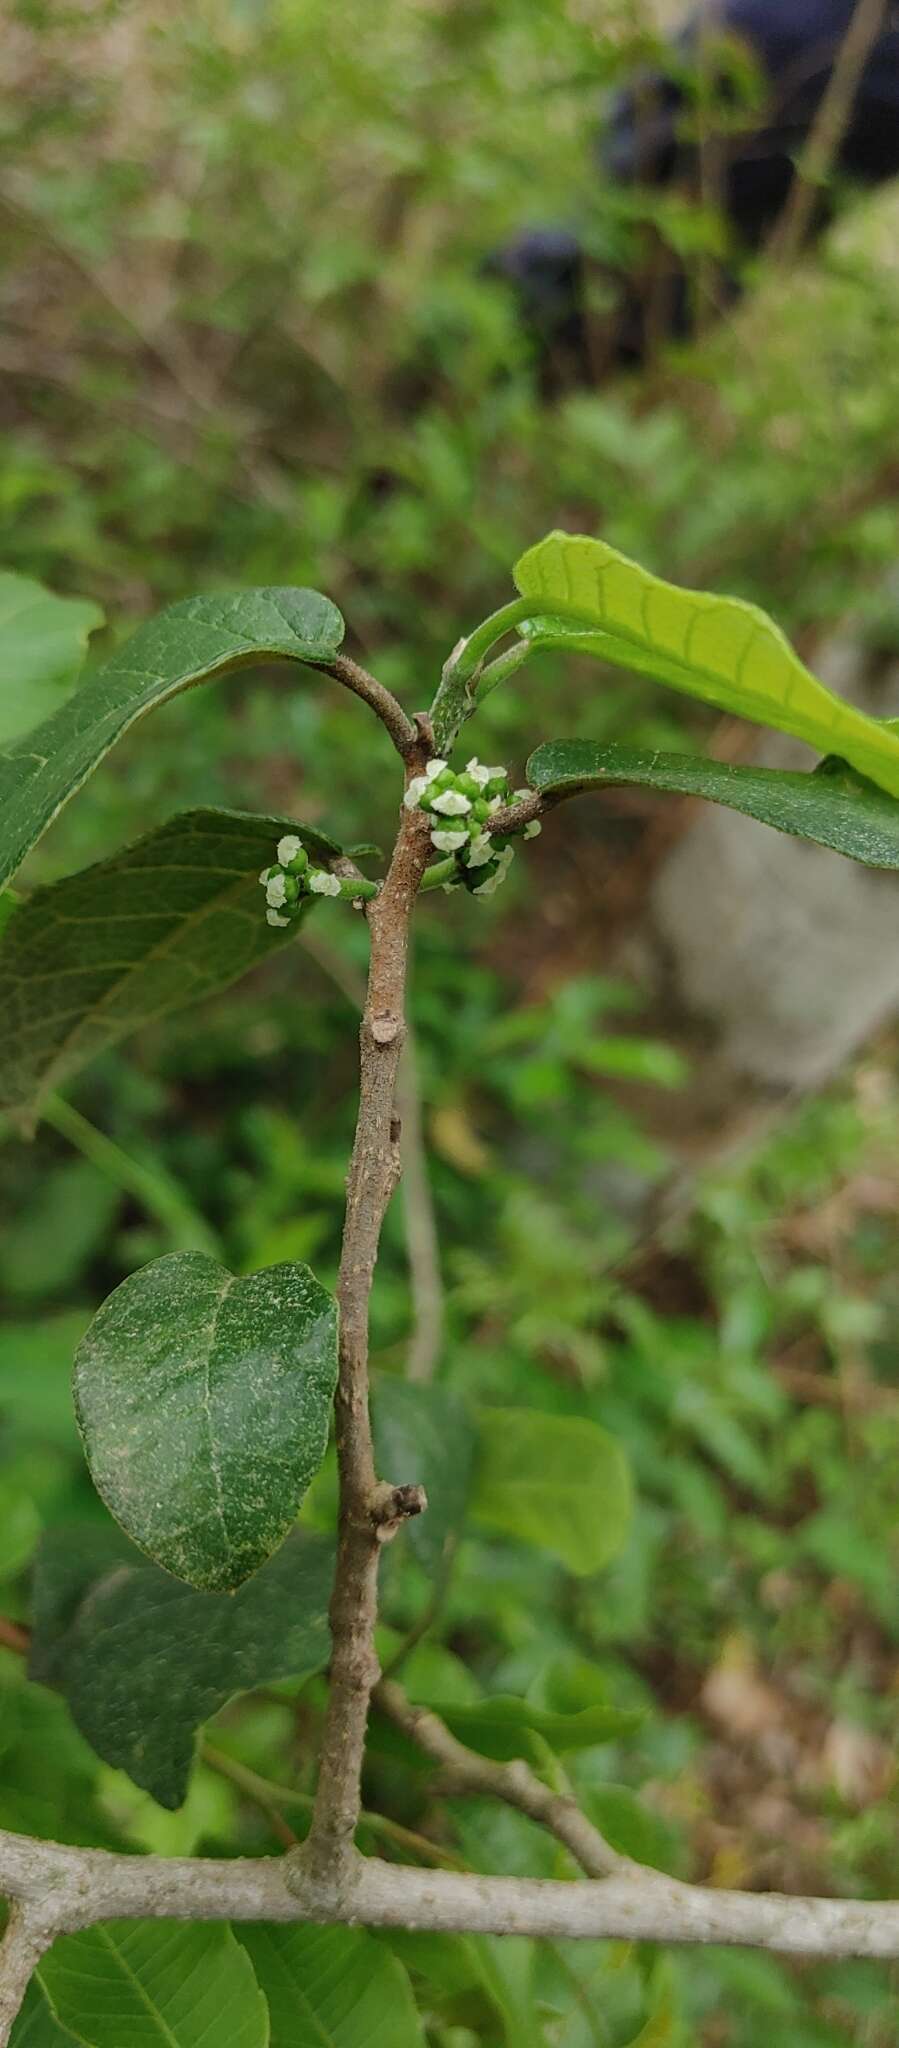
(1, 1828, 899, 1966)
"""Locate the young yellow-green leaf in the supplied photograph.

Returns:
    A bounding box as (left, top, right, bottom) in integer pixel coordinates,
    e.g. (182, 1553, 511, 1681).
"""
(37, 1923, 268, 2048)
(236, 1925, 425, 2048)
(74, 1253, 338, 1592)
(513, 533, 899, 799)
(31, 1525, 334, 1807)
(527, 741, 899, 869)
(0, 807, 339, 1127)
(472, 1408, 632, 1576)
(0, 585, 344, 892)
(0, 571, 103, 747)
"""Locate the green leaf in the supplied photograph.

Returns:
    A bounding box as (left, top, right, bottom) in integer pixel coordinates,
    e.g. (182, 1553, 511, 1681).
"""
(585, 1784, 681, 1872)
(0, 572, 103, 747)
(428, 1692, 642, 1763)
(0, 1480, 41, 1585)
(527, 740, 899, 870)
(372, 1380, 475, 1576)
(236, 1925, 425, 2048)
(10, 1980, 82, 2046)
(0, 807, 339, 1127)
(0, 586, 344, 893)
(37, 1923, 268, 2048)
(74, 1252, 338, 1592)
(513, 533, 899, 798)
(472, 1408, 632, 1576)
(31, 1525, 333, 1806)
(29, 1524, 136, 1689)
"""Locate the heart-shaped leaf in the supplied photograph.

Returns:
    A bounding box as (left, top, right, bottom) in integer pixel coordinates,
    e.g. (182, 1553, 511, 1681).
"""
(0, 571, 103, 746)
(30, 1524, 335, 1806)
(527, 741, 899, 869)
(513, 533, 899, 798)
(0, 585, 344, 893)
(0, 807, 339, 1127)
(74, 1253, 338, 1592)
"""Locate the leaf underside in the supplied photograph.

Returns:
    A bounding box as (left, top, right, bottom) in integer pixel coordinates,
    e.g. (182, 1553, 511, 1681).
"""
(0, 584, 344, 892)
(0, 806, 338, 1127)
(74, 1252, 338, 1593)
(513, 533, 899, 799)
(30, 1522, 335, 1807)
(527, 741, 899, 869)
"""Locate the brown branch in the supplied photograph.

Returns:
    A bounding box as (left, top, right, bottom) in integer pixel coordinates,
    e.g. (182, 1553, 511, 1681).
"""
(304, 761, 434, 1889)
(768, 0, 890, 266)
(297, 933, 445, 1386)
(202, 1743, 464, 1871)
(322, 654, 418, 759)
(486, 790, 547, 837)
(397, 1021, 444, 1384)
(374, 1679, 622, 1879)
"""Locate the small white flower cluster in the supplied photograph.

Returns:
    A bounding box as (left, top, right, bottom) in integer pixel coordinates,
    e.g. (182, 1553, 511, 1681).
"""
(404, 757, 539, 900)
(258, 835, 342, 928)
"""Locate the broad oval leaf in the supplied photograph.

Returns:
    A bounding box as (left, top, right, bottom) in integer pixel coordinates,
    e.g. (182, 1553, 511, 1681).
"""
(37, 1923, 268, 2048)
(0, 571, 103, 746)
(0, 585, 344, 892)
(73, 1252, 338, 1592)
(30, 1524, 334, 1807)
(236, 1925, 425, 2048)
(472, 1407, 632, 1576)
(513, 533, 899, 799)
(0, 807, 339, 1127)
(527, 740, 899, 869)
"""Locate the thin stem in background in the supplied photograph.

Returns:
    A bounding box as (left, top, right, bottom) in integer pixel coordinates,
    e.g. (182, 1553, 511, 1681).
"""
(42, 1095, 219, 1257)
(768, 0, 889, 266)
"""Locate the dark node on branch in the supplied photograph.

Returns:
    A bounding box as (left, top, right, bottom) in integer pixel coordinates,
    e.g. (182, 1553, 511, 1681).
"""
(370, 1481, 428, 1544)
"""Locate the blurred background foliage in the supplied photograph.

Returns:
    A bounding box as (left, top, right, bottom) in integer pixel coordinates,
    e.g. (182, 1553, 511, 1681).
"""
(2, 0, 899, 2041)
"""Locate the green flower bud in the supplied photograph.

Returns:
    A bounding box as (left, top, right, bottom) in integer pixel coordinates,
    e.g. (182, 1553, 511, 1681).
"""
(433, 767, 457, 793)
(472, 797, 491, 824)
(485, 772, 509, 800)
(455, 772, 480, 801)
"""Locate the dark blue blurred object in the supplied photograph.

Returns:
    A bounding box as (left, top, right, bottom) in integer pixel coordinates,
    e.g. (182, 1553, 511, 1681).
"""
(490, 0, 899, 379)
